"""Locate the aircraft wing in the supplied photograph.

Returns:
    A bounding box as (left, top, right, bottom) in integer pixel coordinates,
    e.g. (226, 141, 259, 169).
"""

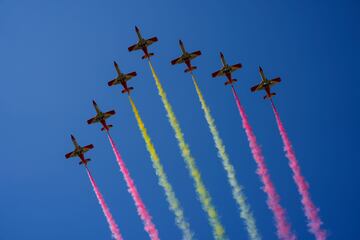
(211, 69, 224, 78)
(128, 43, 142, 52)
(108, 78, 119, 86)
(171, 56, 185, 65)
(145, 37, 158, 46)
(251, 83, 264, 92)
(82, 144, 94, 153)
(87, 116, 100, 125)
(269, 77, 281, 86)
(65, 151, 77, 159)
(230, 63, 242, 71)
(104, 110, 116, 119)
(189, 51, 202, 60)
(125, 71, 137, 81)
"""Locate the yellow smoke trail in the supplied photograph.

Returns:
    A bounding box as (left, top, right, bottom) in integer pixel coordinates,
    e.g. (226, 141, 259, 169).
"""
(192, 75, 261, 240)
(148, 61, 226, 240)
(129, 97, 193, 240)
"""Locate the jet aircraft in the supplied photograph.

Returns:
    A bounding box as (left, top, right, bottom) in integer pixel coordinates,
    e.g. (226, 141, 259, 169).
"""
(128, 26, 158, 59)
(65, 135, 94, 165)
(87, 100, 115, 131)
(212, 52, 242, 85)
(108, 61, 137, 94)
(251, 67, 281, 99)
(171, 40, 201, 73)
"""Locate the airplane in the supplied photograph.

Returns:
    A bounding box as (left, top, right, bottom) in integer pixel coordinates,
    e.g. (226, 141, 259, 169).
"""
(250, 67, 281, 99)
(171, 40, 202, 73)
(108, 61, 137, 94)
(128, 26, 158, 59)
(65, 135, 94, 165)
(211, 52, 242, 85)
(87, 100, 116, 132)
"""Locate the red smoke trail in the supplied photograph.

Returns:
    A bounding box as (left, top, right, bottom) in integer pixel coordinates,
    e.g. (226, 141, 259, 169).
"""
(231, 86, 296, 240)
(107, 133, 160, 240)
(85, 167, 123, 240)
(270, 100, 326, 240)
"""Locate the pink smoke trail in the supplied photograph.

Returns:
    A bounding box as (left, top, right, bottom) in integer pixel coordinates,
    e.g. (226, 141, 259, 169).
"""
(231, 86, 296, 240)
(107, 133, 160, 240)
(85, 167, 123, 240)
(270, 100, 326, 240)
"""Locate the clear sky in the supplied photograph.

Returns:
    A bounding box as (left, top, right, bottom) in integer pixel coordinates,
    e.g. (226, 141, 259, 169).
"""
(0, 0, 359, 239)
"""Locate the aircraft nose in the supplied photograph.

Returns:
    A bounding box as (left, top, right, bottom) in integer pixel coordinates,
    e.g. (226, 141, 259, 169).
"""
(179, 39, 183, 45)
(92, 100, 96, 105)
(135, 26, 139, 31)
(220, 52, 224, 57)
(259, 66, 263, 71)
(113, 61, 118, 66)
(71, 134, 75, 140)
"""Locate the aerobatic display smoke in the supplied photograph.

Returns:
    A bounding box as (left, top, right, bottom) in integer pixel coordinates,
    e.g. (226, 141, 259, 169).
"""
(86, 167, 123, 240)
(148, 61, 226, 240)
(192, 75, 261, 240)
(231, 86, 296, 240)
(129, 97, 193, 240)
(270, 100, 326, 240)
(107, 134, 160, 240)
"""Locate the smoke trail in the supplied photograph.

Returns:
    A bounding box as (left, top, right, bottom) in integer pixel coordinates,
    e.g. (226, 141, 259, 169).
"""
(231, 86, 296, 240)
(270, 100, 326, 240)
(148, 61, 226, 240)
(129, 96, 193, 240)
(192, 75, 261, 240)
(107, 134, 160, 240)
(85, 167, 123, 240)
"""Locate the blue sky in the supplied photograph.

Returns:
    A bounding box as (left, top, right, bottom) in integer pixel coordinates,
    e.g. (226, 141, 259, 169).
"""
(0, 0, 359, 239)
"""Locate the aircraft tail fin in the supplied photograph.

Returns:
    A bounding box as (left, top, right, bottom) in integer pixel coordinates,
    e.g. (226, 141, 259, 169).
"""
(264, 92, 276, 99)
(79, 159, 91, 165)
(121, 87, 134, 94)
(185, 66, 197, 73)
(101, 125, 113, 132)
(142, 53, 154, 59)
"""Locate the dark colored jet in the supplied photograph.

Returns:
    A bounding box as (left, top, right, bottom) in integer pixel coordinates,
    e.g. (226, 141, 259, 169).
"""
(128, 26, 158, 59)
(87, 100, 115, 131)
(251, 67, 281, 99)
(65, 135, 94, 165)
(212, 52, 242, 85)
(108, 61, 137, 94)
(171, 40, 201, 73)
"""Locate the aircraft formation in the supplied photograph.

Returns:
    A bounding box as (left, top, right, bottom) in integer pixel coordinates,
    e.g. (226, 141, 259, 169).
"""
(65, 26, 326, 240)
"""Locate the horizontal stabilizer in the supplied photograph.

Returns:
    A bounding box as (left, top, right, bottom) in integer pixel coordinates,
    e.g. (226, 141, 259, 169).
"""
(142, 53, 154, 59)
(264, 93, 276, 99)
(79, 159, 91, 165)
(185, 66, 197, 73)
(121, 87, 134, 94)
(225, 79, 237, 86)
(101, 125, 113, 132)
